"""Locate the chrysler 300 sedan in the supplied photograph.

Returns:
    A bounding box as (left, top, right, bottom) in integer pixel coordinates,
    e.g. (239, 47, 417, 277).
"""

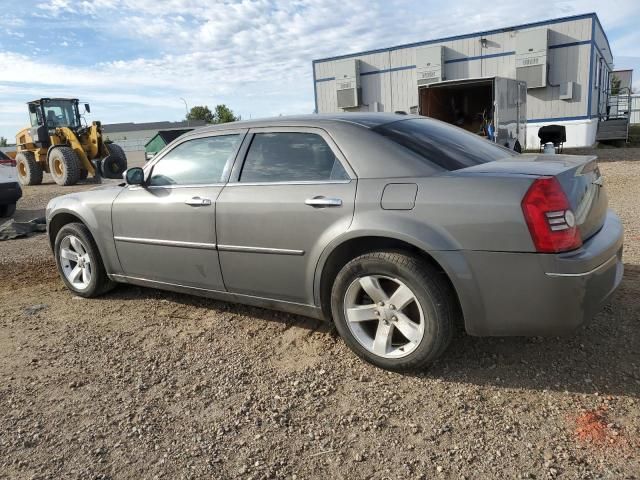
(46, 114, 624, 371)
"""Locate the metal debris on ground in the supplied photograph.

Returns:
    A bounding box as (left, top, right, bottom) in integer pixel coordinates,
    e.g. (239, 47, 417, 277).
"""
(0, 217, 46, 241)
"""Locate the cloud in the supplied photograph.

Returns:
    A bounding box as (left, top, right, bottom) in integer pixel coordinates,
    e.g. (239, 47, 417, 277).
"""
(1, 0, 639, 138)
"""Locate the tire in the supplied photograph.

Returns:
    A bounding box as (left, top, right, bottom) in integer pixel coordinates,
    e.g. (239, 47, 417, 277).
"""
(78, 169, 88, 181)
(101, 143, 128, 179)
(15, 151, 43, 186)
(0, 203, 16, 218)
(49, 147, 81, 186)
(330, 251, 456, 372)
(54, 222, 115, 297)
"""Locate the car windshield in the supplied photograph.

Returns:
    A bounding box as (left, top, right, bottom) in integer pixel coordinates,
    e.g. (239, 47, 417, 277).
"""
(372, 118, 518, 171)
(42, 100, 80, 128)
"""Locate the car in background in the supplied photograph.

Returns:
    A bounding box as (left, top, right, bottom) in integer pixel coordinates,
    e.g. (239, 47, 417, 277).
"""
(45, 114, 624, 372)
(0, 151, 22, 218)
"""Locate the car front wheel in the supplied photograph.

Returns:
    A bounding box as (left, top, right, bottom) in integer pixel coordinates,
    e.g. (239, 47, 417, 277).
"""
(330, 251, 456, 372)
(54, 222, 115, 297)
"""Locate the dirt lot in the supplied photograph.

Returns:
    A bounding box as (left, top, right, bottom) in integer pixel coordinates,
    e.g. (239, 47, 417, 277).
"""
(1, 150, 638, 479)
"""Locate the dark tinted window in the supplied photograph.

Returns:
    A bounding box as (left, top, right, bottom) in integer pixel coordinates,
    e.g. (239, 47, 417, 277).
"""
(373, 118, 517, 171)
(240, 132, 349, 182)
(149, 134, 241, 186)
(0, 151, 10, 160)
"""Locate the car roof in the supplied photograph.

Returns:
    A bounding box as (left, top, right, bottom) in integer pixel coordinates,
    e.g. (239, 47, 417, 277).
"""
(195, 112, 416, 133)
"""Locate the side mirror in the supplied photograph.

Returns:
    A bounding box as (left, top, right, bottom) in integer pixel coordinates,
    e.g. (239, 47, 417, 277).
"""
(124, 167, 145, 186)
(28, 104, 37, 114)
(84, 103, 91, 113)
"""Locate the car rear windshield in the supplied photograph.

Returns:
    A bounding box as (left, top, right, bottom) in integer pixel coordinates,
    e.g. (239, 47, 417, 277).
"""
(372, 118, 517, 171)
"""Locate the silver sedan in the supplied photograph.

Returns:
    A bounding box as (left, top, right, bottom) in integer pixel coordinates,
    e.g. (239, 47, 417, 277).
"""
(46, 114, 624, 371)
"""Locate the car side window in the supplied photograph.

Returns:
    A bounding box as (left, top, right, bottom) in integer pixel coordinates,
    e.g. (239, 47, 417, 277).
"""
(240, 132, 349, 183)
(149, 134, 241, 186)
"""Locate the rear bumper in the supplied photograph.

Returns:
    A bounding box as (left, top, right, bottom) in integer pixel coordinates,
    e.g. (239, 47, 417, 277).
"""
(0, 182, 22, 205)
(439, 209, 624, 336)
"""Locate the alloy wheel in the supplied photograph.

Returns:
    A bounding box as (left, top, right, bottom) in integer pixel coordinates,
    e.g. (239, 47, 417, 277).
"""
(343, 275, 425, 358)
(59, 235, 92, 290)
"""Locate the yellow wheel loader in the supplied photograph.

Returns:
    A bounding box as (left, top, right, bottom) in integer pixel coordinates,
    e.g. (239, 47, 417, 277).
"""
(14, 98, 127, 186)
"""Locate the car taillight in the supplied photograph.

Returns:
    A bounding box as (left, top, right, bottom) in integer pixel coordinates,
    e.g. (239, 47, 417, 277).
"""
(521, 177, 582, 253)
(0, 158, 16, 167)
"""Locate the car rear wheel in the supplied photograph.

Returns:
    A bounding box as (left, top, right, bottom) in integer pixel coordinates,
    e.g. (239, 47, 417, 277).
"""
(330, 251, 456, 371)
(49, 147, 80, 186)
(15, 151, 43, 186)
(54, 222, 115, 297)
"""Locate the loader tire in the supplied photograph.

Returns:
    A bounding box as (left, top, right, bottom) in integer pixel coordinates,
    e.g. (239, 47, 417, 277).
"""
(101, 143, 128, 179)
(16, 151, 43, 186)
(49, 147, 81, 186)
(78, 168, 88, 181)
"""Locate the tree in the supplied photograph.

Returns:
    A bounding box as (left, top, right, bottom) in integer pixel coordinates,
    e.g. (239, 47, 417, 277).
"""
(186, 105, 214, 123)
(185, 104, 240, 124)
(213, 104, 240, 124)
(610, 74, 622, 95)
(0, 137, 7, 147)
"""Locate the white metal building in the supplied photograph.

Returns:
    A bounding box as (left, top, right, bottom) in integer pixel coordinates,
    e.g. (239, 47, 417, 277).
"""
(313, 13, 616, 148)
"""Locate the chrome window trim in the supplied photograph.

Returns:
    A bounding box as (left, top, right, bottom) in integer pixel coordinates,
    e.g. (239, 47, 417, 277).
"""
(218, 244, 305, 256)
(545, 254, 618, 277)
(225, 179, 352, 187)
(114, 236, 217, 250)
(146, 183, 226, 190)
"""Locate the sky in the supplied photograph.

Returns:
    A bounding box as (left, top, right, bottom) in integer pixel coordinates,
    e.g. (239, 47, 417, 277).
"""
(1, 0, 639, 140)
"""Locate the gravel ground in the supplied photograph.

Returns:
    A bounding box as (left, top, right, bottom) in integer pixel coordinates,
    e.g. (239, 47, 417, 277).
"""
(0, 153, 639, 479)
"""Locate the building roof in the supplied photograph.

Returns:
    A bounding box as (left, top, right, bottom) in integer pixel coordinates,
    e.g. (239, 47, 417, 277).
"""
(103, 120, 206, 134)
(313, 12, 604, 64)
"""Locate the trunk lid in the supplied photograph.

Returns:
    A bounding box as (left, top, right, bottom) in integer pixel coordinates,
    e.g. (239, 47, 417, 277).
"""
(460, 154, 608, 241)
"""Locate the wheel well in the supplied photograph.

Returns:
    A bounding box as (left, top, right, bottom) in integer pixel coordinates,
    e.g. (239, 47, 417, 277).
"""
(48, 212, 84, 247)
(319, 236, 462, 321)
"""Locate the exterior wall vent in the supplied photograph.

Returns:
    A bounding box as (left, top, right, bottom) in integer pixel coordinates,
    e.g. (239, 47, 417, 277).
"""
(335, 59, 361, 109)
(559, 81, 576, 100)
(516, 28, 549, 89)
(416, 45, 444, 86)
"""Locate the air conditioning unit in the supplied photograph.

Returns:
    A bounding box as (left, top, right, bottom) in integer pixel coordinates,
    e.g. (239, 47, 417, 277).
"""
(516, 29, 549, 89)
(416, 45, 444, 86)
(335, 59, 361, 109)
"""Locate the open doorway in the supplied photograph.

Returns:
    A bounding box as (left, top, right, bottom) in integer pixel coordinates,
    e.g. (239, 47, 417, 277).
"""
(419, 80, 494, 137)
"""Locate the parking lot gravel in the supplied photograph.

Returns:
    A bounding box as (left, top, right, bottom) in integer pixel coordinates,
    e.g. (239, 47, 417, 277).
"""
(0, 151, 638, 479)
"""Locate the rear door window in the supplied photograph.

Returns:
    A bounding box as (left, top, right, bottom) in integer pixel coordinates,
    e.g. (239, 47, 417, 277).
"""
(240, 132, 349, 182)
(372, 118, 517, 171)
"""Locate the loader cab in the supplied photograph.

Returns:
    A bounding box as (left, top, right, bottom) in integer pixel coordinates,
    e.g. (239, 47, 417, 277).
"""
(27, 98, 83, 149)
(29, 98, 82, 131)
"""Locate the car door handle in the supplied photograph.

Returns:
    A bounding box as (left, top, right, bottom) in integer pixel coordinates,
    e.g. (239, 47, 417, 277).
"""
(304, 196, 342, 208)
(185, 196, 212, 206)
